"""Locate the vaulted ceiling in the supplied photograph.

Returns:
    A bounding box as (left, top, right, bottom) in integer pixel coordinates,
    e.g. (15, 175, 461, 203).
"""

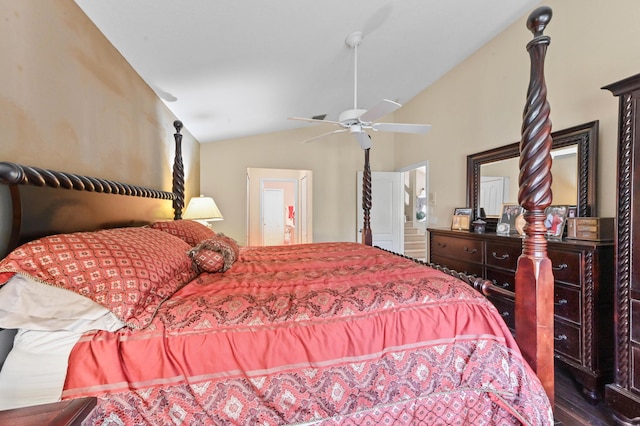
(75, 0, 540, 142)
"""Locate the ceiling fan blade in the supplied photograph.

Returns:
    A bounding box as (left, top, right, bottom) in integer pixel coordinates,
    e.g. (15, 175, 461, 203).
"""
(353, 131, 372, 150)
(289, 116, 343, 126)
(301, 129, 347, 144)
(358, 99, 402, 123)
(371, 122, 432, 134)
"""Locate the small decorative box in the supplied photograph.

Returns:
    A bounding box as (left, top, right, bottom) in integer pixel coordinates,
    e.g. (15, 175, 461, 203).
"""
(472, 219, 486, 234)
(566, 217, 615, 241)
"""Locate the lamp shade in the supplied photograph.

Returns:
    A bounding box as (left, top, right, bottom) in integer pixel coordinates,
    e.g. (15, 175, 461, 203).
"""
(183, 195, 224, 221)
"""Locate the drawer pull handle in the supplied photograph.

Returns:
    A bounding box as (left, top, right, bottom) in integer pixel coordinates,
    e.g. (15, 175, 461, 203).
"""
(555, 298, 568, 306)
(491, 252, 510, 260)
(500, 311, 510, 318)
(464, 247, 478, 254)
(492, 279, 510, 289)
(437, 242, 447, 248)
(552, 263, 568, 271)
(554, 334, 567, 341)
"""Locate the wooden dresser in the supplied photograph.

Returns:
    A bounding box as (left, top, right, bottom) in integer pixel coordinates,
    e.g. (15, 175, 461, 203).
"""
(428, 228, 614, 402)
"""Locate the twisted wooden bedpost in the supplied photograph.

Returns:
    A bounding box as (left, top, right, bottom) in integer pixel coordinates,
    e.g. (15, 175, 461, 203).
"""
(172, 120, 185, 220)
(362, 148, 372, 246)
(516, 5, 555, 406)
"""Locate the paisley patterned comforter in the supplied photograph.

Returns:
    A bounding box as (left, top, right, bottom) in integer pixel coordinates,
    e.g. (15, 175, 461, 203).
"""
(63, 242, 553, 425)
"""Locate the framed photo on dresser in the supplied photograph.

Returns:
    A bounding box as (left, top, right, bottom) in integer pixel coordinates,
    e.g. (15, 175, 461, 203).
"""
(544, 205, 568, 239)
(498, 204, 523, 233)
(453, 207, 473, 217)
(451, 214, 471, 231)
(452, 208, 473, 230)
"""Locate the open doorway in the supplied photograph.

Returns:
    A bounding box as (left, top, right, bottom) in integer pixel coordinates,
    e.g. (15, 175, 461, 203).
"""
(246, 168, 312, 246)
(399, 162, 429, 261)
(355, 162, 428, 258)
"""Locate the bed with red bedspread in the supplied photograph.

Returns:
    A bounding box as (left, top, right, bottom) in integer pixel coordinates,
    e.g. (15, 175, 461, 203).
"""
(0, 225, 553, 425)
(0, 176, 553, 424)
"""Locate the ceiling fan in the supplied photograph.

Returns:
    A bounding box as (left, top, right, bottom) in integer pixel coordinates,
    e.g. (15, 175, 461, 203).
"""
(289, 31, 432, 150)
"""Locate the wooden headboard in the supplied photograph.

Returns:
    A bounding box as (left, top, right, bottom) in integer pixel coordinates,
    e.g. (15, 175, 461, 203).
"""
(0, 122, 188, 369)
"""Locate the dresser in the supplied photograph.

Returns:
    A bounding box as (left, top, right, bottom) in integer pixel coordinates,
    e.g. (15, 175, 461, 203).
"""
(428, 228, 614, 402)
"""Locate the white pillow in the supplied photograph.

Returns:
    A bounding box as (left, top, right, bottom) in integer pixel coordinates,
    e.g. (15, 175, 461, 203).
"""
(0, 274, 124, 332)
(0, 329, 83, 409)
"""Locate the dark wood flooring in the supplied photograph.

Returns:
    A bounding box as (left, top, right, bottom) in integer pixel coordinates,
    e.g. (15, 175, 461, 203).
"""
(554, 364, 614, 425)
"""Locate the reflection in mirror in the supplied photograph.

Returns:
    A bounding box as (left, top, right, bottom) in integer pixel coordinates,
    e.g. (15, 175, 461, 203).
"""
(467, 121, 598, 224)
(480, 146, 578, 217)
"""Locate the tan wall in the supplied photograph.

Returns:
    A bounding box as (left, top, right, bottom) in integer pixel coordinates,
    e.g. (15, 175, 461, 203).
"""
(394, 0, 640, 224)
(0, 0, 200, 219)
(15, 1, 633, 240)
(202, 0, 640, 242)
(200, 127, 395, 243)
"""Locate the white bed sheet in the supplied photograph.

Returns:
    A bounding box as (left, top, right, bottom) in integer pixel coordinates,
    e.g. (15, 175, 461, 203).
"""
(0, 275, 125, 410)
(0, 329, 82, 410)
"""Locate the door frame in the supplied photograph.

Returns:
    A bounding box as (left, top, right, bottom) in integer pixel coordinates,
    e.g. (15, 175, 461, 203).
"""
(398, 161, 429, 257)
(246, 168, 312, 246)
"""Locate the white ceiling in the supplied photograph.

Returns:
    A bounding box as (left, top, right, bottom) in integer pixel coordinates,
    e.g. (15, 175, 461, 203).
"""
(74, 0, 539, 143)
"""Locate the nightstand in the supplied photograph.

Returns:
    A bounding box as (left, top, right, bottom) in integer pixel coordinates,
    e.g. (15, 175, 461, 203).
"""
(0, 397, 96, 425)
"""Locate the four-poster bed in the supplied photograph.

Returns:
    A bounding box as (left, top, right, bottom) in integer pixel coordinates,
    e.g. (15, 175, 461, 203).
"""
(0, 5, 559, 424)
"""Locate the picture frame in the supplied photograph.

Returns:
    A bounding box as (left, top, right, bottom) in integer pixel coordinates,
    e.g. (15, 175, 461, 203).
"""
(451, 214, 471, 231)
(567, 205, 578, 219)
(544, 205, 568, 239)
(453, 207, 473, 217)
(498, 203, 523, 234)
(496, 222, 511, 235)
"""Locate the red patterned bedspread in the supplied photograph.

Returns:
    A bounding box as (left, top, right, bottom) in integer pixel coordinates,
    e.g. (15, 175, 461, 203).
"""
(63, 242, 552, 425)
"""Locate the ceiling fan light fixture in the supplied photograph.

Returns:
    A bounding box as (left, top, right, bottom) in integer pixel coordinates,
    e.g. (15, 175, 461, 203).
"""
(338, 109, 366, 123)
(289, 30, 431, 150)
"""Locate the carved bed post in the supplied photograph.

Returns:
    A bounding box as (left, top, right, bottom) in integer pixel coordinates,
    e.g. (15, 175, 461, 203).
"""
(362, 148, 372, 246)
(515, 6, 555, 405)
(172, 120, 185, 220)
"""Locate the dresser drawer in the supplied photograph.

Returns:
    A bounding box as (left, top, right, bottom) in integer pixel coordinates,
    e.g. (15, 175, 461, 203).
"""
(548, 250, 581, 285)
(430, 255, 483, 276)
(486, 268, 516, 293)
(485, 241, 520, 271)
(554, 319, 581, 362)
(488, 295, 515, 331)
(554, 284, 581, 324)
(430, 235, 483, 264)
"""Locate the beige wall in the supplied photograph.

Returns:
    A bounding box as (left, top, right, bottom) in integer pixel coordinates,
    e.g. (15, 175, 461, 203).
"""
(201, 0, 640, 243)
(9, 1, 635, 242)
(0, 0, 200, 219)
(394, 0, 640, 224)
(200, 127, 395, 243)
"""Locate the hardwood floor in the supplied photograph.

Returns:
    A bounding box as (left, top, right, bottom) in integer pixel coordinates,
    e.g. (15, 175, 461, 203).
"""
(555, 364, 614, 425)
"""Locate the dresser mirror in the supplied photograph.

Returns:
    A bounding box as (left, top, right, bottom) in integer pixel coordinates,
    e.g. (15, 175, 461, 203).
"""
(466, 121, 598, 220)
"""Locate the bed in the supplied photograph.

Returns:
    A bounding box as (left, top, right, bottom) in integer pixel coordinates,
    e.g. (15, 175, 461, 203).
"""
(0, 6, 555, 425)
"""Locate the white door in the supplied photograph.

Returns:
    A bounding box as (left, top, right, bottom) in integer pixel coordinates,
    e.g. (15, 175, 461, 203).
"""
(480, 176, 509, 216)
(357, 171, 403, 253)
(262, 188, 284, 246)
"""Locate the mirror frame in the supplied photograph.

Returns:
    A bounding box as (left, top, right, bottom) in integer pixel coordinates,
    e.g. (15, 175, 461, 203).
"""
(466, 120, 598, 220)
